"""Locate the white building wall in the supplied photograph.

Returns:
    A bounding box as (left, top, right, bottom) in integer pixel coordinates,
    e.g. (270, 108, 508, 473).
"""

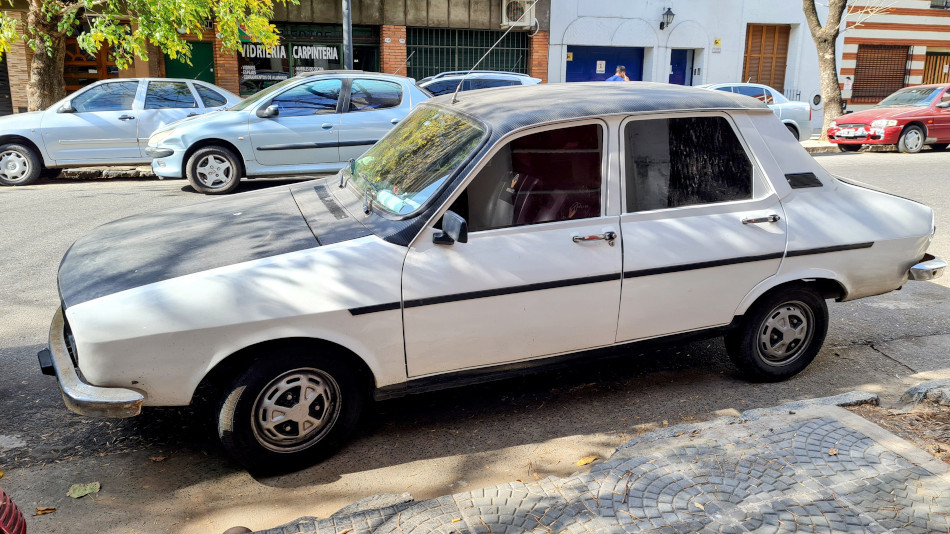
(548, 0, 844, 133)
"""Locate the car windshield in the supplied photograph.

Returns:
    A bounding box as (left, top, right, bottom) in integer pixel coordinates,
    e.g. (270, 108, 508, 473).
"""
(229, 78, 298, 111)
(347, 106, 486, 216)
(877, 87, 943, 107)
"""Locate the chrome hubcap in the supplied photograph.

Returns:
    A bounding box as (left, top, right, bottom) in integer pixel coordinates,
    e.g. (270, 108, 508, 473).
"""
(0, 150, 30, 182)
(757, 301, 814, 366)
(251, 368, 341, 453)
(195, 154, 233, 188)
(904, 130, 923, 151)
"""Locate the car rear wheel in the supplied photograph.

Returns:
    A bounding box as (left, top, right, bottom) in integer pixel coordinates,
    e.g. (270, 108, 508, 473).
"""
(837, 144, 862, 152)
(784, 123, 799, 140)
(931, 143, 948, 152)
(217, 349, 364, 474)
(725, 286, 828, 382)
(186, 146, 242, 195)
(898, 125, 925, 153)
(0, 143, 41, 186)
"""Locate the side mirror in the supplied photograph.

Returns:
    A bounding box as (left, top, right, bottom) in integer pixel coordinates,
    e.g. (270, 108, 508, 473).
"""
(256, 104, 279, 118)
(937, 101, 950, 109)
(58, 100, 76, 113)
(433, 210, 468, 245)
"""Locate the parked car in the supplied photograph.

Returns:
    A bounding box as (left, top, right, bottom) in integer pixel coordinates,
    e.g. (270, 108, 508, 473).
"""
(147, 71, 430, 195)
(417, 70, 542, 96)
(0, 486, 26, 534)
(699, 82, 812, 141)
(827, 84, 950, 153)
(0, 78, 240, 186)
(41, 83, 944, 473)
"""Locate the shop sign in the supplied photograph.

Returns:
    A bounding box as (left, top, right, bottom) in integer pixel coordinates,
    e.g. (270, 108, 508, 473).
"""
(241, 43, 339, 61)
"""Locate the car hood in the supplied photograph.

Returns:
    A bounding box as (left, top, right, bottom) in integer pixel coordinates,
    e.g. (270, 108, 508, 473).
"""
(150, 109, 244, 139)
(0, 109, 42, 130)
(58, 180, 372, 309)
(838, 106, 929, 123)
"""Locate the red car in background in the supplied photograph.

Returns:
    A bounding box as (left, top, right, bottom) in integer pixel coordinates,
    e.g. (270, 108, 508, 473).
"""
(0, 487, 26, 534)
(827, 84, 950, 153)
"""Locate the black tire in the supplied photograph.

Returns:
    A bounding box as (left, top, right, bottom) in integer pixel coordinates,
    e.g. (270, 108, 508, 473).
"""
(724, 286, 828, 382)
(785, 123, 799, 140)
(898, 125, 925, 154)
(0, 143, 41, 186)
(930, 143, 949, 152)
(837, 143, 862, 152)
(217, 349, 364, 474)
(186, 146, 242, 195)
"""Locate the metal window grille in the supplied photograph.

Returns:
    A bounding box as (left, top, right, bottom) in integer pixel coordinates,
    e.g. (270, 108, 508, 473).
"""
(932, 0, 950, 8)
(406, 28, 528, 80)
(851, 45, 911, 104)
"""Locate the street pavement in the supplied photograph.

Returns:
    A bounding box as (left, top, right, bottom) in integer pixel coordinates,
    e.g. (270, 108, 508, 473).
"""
(1, 149, 950, 533)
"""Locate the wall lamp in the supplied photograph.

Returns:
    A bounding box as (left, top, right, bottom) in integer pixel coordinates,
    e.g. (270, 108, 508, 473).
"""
(660, 8, 675, 30)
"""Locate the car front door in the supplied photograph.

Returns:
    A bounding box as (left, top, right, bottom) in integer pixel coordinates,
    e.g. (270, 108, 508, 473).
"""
(41, 80, 143, 164)
(137, 80, 202, 151)
(616, 113, 787, 342)
(249, 78, 342, 167)
(932, 89, 950, 141)
(338, 78, 406, 162)
(402, 120, 622, 377)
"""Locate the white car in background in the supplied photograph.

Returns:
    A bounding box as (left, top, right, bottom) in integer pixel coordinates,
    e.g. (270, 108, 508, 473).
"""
(0, 78, 240, 186)
(418, 71, 542, 96)
(700, 82, 813, 141)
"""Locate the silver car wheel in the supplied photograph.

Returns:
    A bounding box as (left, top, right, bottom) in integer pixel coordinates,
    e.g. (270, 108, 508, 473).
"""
(195, 154, 234, 189)
(756, 301, 814, 366)
(903, 129, 923, 152)
(0, 150, 31, 183)
(251, 368, 342, 453)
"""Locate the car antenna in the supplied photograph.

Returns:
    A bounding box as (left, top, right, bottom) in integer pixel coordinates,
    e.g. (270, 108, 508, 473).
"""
(451, 0, 538, 104)
(392, 50, 416, 76)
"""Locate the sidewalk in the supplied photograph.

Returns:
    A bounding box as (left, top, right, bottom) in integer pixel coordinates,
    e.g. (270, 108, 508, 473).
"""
(800, 139, 895, 155)
(256, 392, 950, 534)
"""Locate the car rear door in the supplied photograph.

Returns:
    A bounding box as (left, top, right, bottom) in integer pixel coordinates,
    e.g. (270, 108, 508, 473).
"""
(249, 78, 342, 166)
(616, 113, 787, 342)
(338, 78, 406, 162)
(137, 80, 202, 151)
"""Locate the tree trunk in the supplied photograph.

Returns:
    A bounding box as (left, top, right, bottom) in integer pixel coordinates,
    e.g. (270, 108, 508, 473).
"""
(26, 8, 66, 111)
(815, 37, 843, 141)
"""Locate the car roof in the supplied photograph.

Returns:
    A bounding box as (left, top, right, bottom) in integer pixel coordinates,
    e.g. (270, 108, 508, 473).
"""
(293, 70, 417, 82)
(427, 82, 771, 133)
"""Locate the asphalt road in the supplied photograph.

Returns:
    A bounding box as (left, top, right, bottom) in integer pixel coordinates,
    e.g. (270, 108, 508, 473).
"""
(2, 150, 950, 533)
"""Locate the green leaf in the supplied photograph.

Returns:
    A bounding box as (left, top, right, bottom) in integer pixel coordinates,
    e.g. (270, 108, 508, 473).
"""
(66, 482, 101, 499)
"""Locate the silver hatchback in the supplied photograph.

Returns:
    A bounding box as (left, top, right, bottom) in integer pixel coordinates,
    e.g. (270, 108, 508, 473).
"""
(0, 78, 240, 186)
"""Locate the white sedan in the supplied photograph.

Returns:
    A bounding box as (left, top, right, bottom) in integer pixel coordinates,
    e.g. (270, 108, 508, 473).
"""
(39, 82, 944, 473)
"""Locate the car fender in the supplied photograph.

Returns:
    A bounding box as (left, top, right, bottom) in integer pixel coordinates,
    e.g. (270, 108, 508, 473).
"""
(733, 268, 849, 317)
(0, 113, 53, 165)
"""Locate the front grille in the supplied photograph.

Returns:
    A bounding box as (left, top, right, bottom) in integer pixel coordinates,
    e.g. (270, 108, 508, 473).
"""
(0, 487, 27, 534)
(836, 123, 868, 129)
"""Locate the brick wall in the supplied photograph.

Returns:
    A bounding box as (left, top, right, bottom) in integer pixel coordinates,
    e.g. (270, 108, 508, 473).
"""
(380, 25, 407, 75)
(6, 11, 31, 112)
(528, 30, 549, 83)
(213, 37, 240, 94)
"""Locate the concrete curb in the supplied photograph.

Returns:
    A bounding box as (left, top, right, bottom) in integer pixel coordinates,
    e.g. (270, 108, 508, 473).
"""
(801, 142, 897, 154)
(58, 166, 156, 180)
(900, 378, 950, 409)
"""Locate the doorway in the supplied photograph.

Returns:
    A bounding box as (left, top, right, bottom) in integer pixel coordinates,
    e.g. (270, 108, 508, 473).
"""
(164, 42, 215, 84)
(0, 54, 11, 115)
(565, 46, 644, 82)
(669, 49, 694, 85)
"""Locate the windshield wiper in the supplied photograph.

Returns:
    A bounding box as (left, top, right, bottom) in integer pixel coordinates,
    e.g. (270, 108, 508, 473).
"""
(362, 182, 376, 215)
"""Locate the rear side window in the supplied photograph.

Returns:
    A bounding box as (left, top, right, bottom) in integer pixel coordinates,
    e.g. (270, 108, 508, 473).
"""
(271, 79, 342, 116)
(72, 81, 139, 112)
(348, 79, 402, 111)
(465, 78, 518, 91)
(624, 116, 752, 213)
(145, 81, 197, 109)
(733, 85, 773, 104)
(422, 80, 458, 96)
(195, 84, 228, 108)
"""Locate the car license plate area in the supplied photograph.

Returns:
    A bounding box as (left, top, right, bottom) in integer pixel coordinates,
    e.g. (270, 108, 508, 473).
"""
(837, 127, 867, 138)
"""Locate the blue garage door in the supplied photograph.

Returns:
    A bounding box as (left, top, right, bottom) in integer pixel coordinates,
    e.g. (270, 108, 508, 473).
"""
(566, 46, 644, 82)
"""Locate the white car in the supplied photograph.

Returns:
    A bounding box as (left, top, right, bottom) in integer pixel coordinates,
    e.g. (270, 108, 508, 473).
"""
(417, 71, 542, 96)
(40, 82, 944, 473)
(0, 78, 240, 186)
(699, 82, 813, 141)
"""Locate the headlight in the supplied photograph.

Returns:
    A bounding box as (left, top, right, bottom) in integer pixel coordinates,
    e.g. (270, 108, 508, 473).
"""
(148, 129, 178, 147)
(871, 119, 898, 128)
(829, 121, 837, 128)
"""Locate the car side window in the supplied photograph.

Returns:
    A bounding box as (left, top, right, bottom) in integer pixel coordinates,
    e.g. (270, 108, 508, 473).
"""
(450, 123, 603, 232)
(423, 80, 458, 96)
(195, 84, 228, 108)
(714, 86, 734, 93)
(145, 81, 197, 109)
(465, 78, 518, 91)
(271, 79, 341, 117)
(734, 85, 772, 104)
(624, 116, 752, 213)
(348, 79, 402, 112)
(72, 81, 139, 112)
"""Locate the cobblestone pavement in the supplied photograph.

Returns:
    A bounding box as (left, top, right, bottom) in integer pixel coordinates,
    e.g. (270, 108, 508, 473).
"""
(256, 399, 950, 534)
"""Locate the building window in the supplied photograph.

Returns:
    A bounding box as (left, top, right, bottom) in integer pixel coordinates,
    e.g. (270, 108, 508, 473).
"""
(852, 45, 910, 104)
(64, 37, 119, 93)
(406, 28, 528, 80)
(924, 52, 950, 84)
(932, 0, 950, 8)
(742, 24, 790, 93)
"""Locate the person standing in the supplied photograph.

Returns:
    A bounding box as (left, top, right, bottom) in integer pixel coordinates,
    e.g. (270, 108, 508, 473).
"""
(606, 65, 629, 81)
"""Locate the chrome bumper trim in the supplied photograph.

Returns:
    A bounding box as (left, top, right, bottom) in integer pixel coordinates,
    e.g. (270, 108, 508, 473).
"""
(144, 146, 174, 158)
(44, 307, 143, 418)
(909, 253, 946, 282)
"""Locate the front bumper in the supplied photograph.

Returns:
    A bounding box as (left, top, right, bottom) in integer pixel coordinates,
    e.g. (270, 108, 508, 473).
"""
(909, 253, 947, 281)
(37, 307, 143, 418)
(150, 147, 186, 179)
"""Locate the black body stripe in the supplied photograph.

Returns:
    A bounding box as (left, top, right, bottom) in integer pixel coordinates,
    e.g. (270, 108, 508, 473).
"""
(623, 252, 783, 279)
(786, 242, 873, 257)
(349, 301, 401, 316)
(338, 140, 378, 148)
(257, 140, 378, 151)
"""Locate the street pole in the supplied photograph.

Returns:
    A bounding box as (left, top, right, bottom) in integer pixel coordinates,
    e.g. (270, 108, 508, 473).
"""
(342, 0, 354, 70)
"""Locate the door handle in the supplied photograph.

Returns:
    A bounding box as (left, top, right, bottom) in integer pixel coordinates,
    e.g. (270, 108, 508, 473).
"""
(187, 112, 198, 117)
(321, 123, 334, 130)
(572, 231, 617, 246)
(390, 118, 400, 125)
(118, 115, 135, 121)
(741, 214, 781, 224)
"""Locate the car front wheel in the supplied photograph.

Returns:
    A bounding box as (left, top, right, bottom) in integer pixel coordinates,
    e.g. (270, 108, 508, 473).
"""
(725, 286, 828, 382)
(217, 350, 364, 473)
(0, 143, 41, 186)
(898, 125, 925, 153)
(186, 146, 242, 195)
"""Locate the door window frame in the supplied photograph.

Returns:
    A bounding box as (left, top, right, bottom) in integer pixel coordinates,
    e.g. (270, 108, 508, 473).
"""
(618, 111, 777, 220)
(265, 77, 345, 116)
(341, 77, 405, 113)
(143, 80, 200, 110)
(69, 79, 143, 113)
(412, 117, 611, 247)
